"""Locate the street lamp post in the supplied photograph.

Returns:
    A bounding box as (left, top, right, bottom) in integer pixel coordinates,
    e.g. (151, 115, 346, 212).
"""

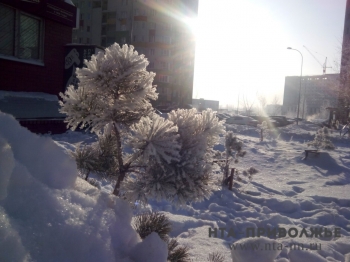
(287, 47, 303, 125)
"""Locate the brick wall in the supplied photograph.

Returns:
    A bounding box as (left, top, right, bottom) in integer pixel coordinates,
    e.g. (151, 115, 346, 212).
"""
(0, 19, 72, 96)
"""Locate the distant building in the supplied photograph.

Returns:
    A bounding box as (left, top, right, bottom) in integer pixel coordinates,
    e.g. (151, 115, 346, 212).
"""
(282, 74, 339, 117)
(339, 0, 350, 120)
(192, 98, 219, 111)
(71, 0, 198, 108)
(265, 104, 282, 116)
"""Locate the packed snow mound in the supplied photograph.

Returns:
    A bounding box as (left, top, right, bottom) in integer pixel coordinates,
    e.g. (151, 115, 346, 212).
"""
(0, 112, 167, 262)
(0, 112, 76, 189)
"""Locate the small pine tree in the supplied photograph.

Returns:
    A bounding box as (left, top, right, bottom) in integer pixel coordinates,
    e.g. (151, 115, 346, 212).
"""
(257, 121, 269, 142)
(216, 131, 258, 191)
(61, 43, 224, 206)
(308, 127, 335, 150)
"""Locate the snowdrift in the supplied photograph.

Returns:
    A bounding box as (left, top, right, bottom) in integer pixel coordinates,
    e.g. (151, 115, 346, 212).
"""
(0, 112, 167, 262)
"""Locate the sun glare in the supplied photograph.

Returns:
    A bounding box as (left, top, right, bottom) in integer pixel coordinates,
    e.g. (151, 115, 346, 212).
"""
(193, 1, 289, 106)
(183, 17, 198, 37)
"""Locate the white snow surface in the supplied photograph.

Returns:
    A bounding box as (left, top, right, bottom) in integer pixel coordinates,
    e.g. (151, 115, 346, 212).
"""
(1, 112, 350, 262)
(0, 112, 169, 262)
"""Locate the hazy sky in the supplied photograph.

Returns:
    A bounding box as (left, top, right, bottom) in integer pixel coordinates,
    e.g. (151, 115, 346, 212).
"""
(192, 0, 346, 107)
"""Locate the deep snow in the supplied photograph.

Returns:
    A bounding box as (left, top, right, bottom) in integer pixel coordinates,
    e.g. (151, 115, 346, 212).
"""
(1, 111, 350, 261)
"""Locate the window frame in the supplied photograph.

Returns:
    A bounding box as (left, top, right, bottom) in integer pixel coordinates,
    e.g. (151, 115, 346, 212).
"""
(0, 4, 45, 65)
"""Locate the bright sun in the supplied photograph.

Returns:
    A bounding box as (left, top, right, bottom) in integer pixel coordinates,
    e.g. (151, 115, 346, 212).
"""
(183, 17, 198, 37)
(193, 1, 288, 106)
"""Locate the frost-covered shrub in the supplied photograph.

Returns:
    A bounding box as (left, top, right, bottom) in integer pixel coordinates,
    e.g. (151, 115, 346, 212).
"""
(257, 121, 269, 142)
(308, 127, 335, 150)
(60, 44, 224, 206)
(216, 131, 258, 191)
(122, 108, 225, 206)
(72, 134, 119, 181)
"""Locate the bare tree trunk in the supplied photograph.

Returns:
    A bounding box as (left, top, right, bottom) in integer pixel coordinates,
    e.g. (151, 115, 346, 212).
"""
(112, 124, 126, 196)
(228, 168, 235, 190)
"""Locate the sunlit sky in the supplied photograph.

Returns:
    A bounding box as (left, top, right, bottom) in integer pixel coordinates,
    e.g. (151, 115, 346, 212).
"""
(191, 0, 346, 108)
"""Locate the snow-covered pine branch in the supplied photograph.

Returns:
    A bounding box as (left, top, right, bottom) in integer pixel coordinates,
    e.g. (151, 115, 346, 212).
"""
(122, 109, 225, 206)
(59, 44, 158, 133)
(126, 113, 181, 165)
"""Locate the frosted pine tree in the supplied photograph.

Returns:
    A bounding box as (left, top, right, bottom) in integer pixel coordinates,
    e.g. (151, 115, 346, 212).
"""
(257, 121, 269, 142)
(308, 127, 335, 150)
(60, 44, 225, 205)
(216, 131, 258, 191)
(122, 108, 225, 206)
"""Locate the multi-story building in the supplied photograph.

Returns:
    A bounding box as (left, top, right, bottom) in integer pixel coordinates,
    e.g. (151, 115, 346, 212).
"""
(282, 74, 339, 118)
(192, 98, 219, 111)
(71, 0, 198, 108)
(339, 0, 350, 119)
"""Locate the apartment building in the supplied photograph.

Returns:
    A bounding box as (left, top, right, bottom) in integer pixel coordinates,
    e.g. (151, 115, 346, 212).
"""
(71, 0, 198, 108)
(282, 74, 339, 118)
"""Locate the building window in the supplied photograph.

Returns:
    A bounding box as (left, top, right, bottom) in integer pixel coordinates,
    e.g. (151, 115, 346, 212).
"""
(150, 48, 155, 55)
(121, 11, 128, 18)
(149, 61, 154, 68)
(93, 1, 101, 8)
(142, 22, 145, 29)
(87, 26, 90, 32)
(121, 37, 126, 44)
(162, 50, 170, 56)
(151, 22, 156, 29)
(0, 4, 44, 61)
(158, 75, 169, 83)
(86, 38, 90, 44)
(102, 1, 108, 11)
(87, 13, 91, 20)
(79, 37, 83, 43)
(133, 35, 137, 42)
(149, 35, 155, 42)
(102, 13, 107, 23)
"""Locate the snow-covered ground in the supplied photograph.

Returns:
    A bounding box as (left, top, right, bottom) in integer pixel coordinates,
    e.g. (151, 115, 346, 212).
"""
(1, 111, 350, 261)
